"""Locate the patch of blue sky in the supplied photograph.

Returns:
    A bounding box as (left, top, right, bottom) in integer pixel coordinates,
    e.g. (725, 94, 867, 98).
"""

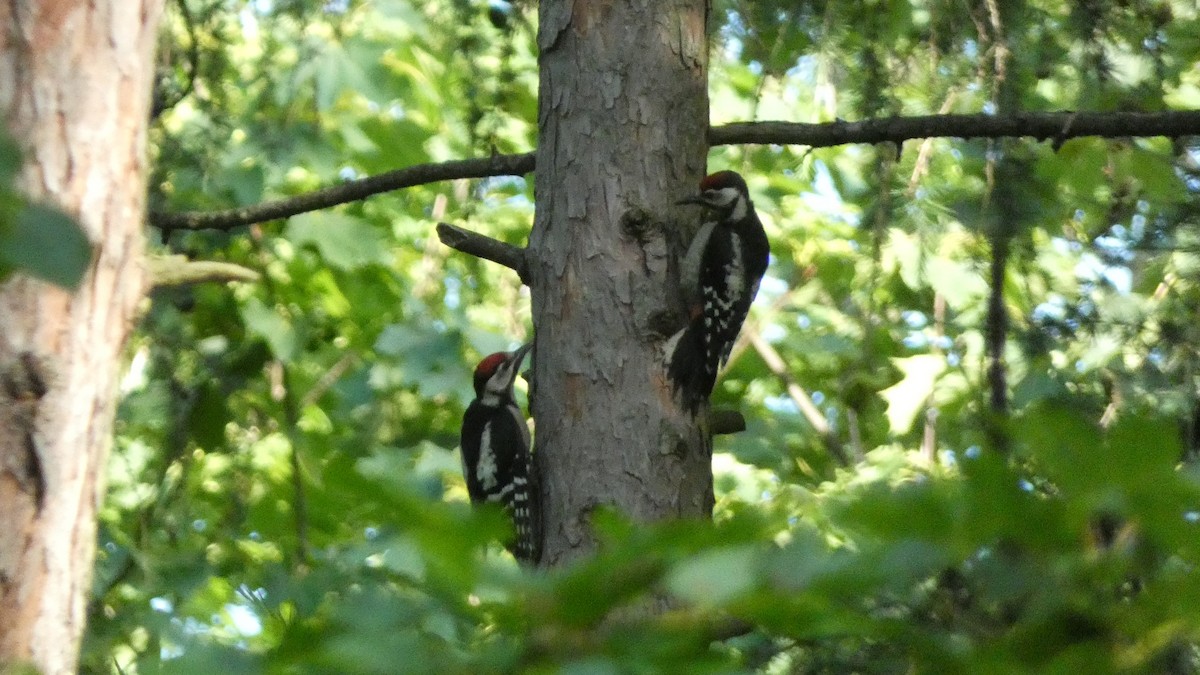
(1075, 251, 1132, 294)
(764, 394, 799, 414)
(444, 276, 462, 310)
(225, 603, 264, 637)
(760, 322, 786, 343)
(802, 160, 860, 225)
(902, 310, 928, 329)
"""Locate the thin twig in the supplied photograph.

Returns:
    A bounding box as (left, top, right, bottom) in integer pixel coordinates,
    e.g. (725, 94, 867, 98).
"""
(746, 329, 849, 466)
(906, 91, 960, 195)
(251, 226, 310, 566)
(273, 361, 310, 566)
(921, 292, 946, 464)
(436, 221, 529, 282)
(985, 235, 1010, 455)
(267, 352, 310, 566)
(149, 152, 536, 232)
(300, 353, 356, 409)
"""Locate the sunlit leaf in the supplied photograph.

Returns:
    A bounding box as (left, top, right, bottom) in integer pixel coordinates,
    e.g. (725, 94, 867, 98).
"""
(285, 212, 389, 270)
(879, 355, 945, 434)
(241, 297, 298, 361)
(666, 546, 759, 606)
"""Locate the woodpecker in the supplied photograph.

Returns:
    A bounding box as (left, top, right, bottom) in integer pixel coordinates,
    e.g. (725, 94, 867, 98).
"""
(667, 170, 769, 412)
(459, 341, 540, 564)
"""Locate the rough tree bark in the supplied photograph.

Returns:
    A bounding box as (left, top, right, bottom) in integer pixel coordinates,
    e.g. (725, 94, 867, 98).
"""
(529, 0, 712, 565)
(0, 2, 163, 671)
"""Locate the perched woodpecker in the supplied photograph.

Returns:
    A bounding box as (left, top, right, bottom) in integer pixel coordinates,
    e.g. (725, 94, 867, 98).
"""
(667, 170, 770, 412)
(459, 341, 540, 564)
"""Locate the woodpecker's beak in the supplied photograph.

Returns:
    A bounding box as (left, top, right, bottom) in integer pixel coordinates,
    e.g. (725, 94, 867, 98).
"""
(676, 194, 706, 206)
(510, 340, 534, 367)
(503, 341, 534, 390)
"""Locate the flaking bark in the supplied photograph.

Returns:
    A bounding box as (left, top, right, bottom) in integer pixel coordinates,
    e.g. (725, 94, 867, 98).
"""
(0, 2, 163, 671)
(529, 0, 712, 565)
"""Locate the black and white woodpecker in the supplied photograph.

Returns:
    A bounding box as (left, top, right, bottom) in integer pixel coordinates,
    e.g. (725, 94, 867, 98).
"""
(667, 170, 770, 412)
(459, 341, 540, 564)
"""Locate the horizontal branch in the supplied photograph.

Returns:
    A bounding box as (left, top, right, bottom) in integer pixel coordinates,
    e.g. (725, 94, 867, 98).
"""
(148, 152, 535, 232)
(436, 222, 528, 282)
(146, 254, 260, 287)
(147, 109, 1200, 232)
(710, 109, 1200, 148)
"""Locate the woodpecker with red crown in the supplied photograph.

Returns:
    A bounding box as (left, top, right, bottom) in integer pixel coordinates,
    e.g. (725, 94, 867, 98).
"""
(667, 170, 770, 413)
(459, 341, 540, 564)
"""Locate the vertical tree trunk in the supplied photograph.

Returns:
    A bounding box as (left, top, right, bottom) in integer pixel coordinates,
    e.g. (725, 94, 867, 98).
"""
(530, 0, 711, 565)
(0, 2, 163, 671)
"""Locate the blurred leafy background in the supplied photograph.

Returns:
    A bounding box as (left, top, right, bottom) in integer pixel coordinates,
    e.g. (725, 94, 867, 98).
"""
(76, 0, 1200, 672)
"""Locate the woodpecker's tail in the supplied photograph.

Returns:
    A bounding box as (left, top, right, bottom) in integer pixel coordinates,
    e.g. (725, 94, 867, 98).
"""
(666, 319, 717, 414)
(507, 452, 542, 566)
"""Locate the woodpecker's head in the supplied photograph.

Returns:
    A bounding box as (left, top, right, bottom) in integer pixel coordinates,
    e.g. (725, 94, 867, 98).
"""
(677, 170, 750, 220)
(472, 341, 533, 405)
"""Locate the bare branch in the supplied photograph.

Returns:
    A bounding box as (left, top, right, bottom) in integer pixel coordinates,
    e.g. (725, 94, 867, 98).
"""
(149, 152, 535, 232)
(436, 222, 529, 282)
(146, 254, 260, 287)
(746, 330, 849, 466)
(710, 109, 1200, 147)
(300, 354, 356, 409)
(146, 109, 1200, 233)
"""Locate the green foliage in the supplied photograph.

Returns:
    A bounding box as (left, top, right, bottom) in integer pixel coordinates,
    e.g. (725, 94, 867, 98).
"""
(85, 0, 1200, 672)
(0, 131, 91, 289)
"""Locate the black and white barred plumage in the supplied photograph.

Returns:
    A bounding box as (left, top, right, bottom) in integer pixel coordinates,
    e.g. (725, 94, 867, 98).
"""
(667, 171, 769, 413)
(460, 342, 540, 564)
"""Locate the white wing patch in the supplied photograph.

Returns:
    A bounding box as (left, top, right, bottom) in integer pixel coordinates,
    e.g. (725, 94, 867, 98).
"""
(477, 422, 499, 494)
(700, 233, 749, 369)
(725, 236, 745, 297)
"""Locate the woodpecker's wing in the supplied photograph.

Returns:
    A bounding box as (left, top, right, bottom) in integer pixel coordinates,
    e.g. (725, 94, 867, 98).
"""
(459, 400, 531, 504)
(459, 401, 490, 504)
(680, 220, 718, 310)
(699, 225, 756, 368)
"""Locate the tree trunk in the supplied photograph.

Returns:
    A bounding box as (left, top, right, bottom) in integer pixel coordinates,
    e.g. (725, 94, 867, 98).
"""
(530, 0, 711, 565)
(0, 2, 163, 671)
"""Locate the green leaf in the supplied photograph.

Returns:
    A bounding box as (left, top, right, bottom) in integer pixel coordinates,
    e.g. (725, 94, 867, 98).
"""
(666, 546, 759, 606)
(879, 355, 945, 434)
(241, 297, 298, 361)
(187, 381, 230, 450)
(284, 212, 388, 270)
(925, 256, 987, 309)
(1127, 146, 1186, 203)
(1011, 371, 1070, 409)
(375, 324, 474, 400)
(0, 204, 91, 290)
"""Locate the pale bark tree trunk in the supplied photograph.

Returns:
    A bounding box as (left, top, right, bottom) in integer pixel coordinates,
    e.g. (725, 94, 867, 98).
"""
(530, 0, 711, 565)
(0, 2, 163, 671)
